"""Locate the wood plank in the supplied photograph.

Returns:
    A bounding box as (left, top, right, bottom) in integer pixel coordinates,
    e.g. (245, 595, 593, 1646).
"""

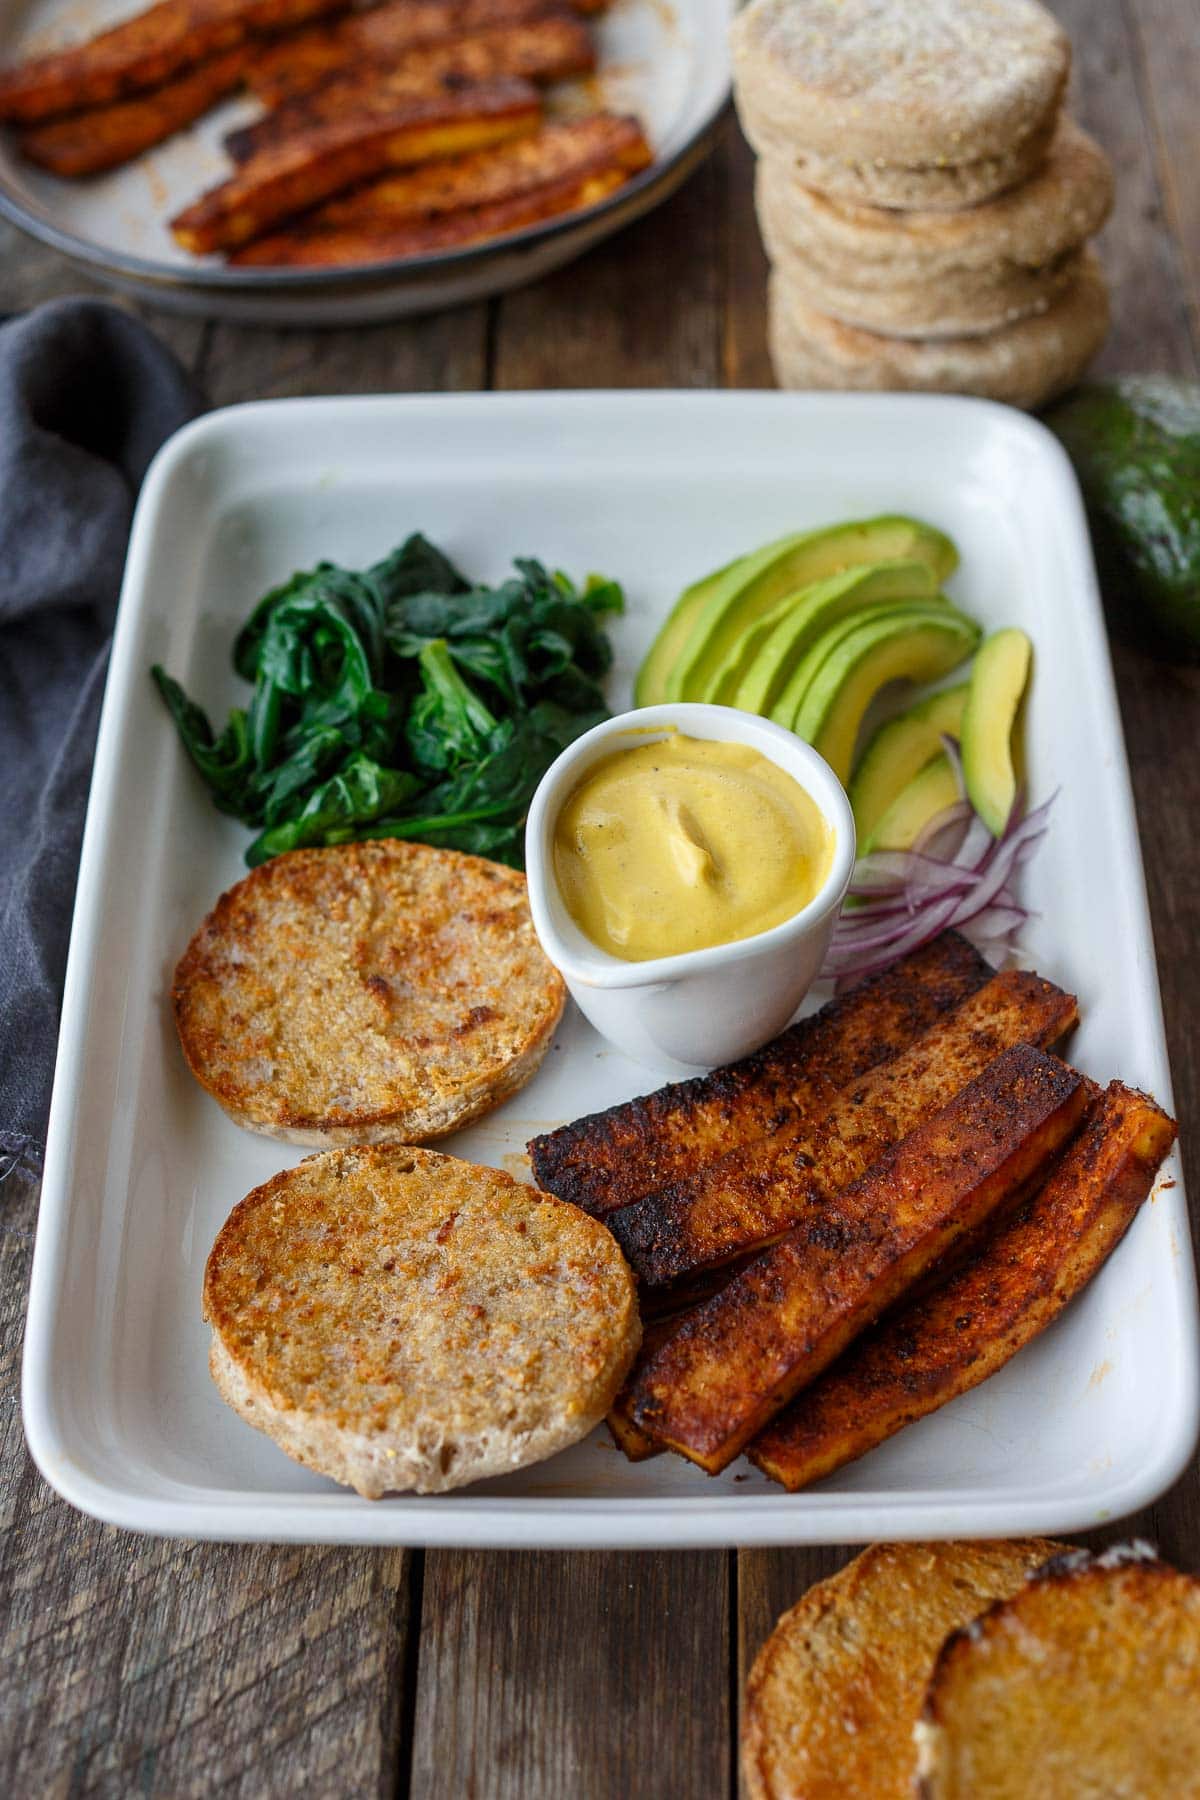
(719, 123, 772, 392)
(1056, 0, 1198, 376)
(1122, 0, 1200, 356)
(410, 1550, 731, 1799)
(1050, 0, 1200, 1586)
(0, 252, 450, 1796)
(0, 1171, 415, 1799)
(2, 4, 1198, 1794)
(0, 221, 105, 314)
(0, 221, 208, 368)
(732, 4, 1200, 1786)
(491, 138, 725, 388)
(199, 304, 488, 406)
(404, 133, 735, 1800)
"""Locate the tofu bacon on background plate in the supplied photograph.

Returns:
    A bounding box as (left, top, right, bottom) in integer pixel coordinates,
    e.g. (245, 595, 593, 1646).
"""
(0, 0, 653, 267)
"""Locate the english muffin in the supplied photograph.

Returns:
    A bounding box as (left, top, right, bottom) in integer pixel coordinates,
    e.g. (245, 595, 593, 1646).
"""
(756, 118, 1113, 338)
(743, 1540, 1063, 1800)
(917, 1543, 1200, 1798)
(763, 215, 1082, 339)
(732, 0, 1069, 209)
(173, 840, 565, 1146)
(758, 119, 1112, 288)
(204, 1144, 641, 1497)
(768, 251, 1110, 409)
(741, 109, 1059, 214)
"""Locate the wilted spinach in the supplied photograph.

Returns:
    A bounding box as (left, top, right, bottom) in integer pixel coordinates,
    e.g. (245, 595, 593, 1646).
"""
(152, 533, 623, 868)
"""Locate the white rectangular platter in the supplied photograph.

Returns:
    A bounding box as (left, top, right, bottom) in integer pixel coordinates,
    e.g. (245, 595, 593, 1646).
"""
(23, 391, 1199, 1547)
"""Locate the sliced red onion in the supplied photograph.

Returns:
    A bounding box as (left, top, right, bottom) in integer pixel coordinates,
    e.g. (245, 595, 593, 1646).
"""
(958, 902, 1028, 938)
(912, 799, 972, 862)
(939, 733, 967, 793)
(824, 785, 1054, 982)
(849, 849, 979, 898)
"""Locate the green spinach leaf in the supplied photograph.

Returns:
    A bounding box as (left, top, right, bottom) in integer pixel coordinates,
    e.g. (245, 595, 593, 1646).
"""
(152, 533, 623, 869)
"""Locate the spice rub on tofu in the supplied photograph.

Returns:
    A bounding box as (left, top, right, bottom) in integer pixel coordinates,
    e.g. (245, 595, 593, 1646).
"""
(627, 1044, 1089, 1472)
(528, 930, 994, 1217)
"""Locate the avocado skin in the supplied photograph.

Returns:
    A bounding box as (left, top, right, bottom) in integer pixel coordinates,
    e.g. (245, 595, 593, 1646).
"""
(1046, 377, 1200, 659)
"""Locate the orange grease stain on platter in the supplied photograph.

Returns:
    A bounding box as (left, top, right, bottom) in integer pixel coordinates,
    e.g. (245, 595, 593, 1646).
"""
(642, 0, 680, 37)
(141, 156, 168, 211)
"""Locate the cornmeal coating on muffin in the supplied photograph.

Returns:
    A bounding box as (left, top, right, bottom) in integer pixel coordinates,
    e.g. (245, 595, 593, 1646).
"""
(204, 1144, 642, 1497)
(173, 839, 565, 1145)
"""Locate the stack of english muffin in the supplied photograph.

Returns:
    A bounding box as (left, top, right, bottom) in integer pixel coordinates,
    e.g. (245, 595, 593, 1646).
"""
(732, 0, 1115, 410)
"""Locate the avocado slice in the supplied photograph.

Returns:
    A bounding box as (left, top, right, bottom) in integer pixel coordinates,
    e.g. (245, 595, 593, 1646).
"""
(792, 606, 981, 784)
(719, 558, 943, 713)
(849, 683, 969, 842)
(863, 753, 963, 853)
(960, 627, 1032, 835)
(658, 515, 959, 703)
(1046, 377, 1200, 659)
(634, 547, 762, 706)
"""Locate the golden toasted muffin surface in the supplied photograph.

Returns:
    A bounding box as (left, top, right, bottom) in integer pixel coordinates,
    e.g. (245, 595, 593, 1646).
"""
(174, 840, 565, 1145)
(742, 1540, 1063, 1800)
(917, 1545, 1200, 1799)
(204, 1144, 640, 1496)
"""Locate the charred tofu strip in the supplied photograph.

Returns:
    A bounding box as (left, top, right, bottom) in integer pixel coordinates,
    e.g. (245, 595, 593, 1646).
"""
(750, 1083, 1176, 1490)
(225, 16, 595, 163)
(19, 47, 249, 176)
(246, 0, 592, 109)
(229, 117, 647, 262)
(230, 160, 631, 263)
(609, 968, 1079, 1289)
(0, 0, 345, 124)
(607, 1317, 677, 1462)
(170, 79, 541, 253)
(606, 1403, 662, 1463)
(287, 114, 648, 225)
(629, 1044, 1089, 1472)
(529, 932, 994, 1218)
(232, 147, 647, 262)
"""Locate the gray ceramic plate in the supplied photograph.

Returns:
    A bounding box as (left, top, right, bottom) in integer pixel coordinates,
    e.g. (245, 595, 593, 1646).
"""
(0, 0, 733, 321)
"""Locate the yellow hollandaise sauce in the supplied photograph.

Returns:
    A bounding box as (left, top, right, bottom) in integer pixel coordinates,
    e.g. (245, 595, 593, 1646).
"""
(553, 732, 834, 962)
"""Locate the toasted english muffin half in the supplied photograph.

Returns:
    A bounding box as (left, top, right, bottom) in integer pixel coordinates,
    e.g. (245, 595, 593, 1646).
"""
(917, 1543, 1200, 1799)
(203, 1144, 641, 1497)
(742, 1540, 1063, 1800)
(173, 840, 565, 1145)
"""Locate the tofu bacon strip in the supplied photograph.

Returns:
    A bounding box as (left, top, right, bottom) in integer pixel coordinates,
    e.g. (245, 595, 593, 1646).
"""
(279, 113, 648, 225)
(608, 967, 1080, 1289)
(231, 161, 631, 265)
(0, 0, 347, 124)
(528, 931, 994, 1218)
(230, 115, 652, 265)
(170, 78, 542, 253)
(628, 1043, 1090, 1473)
(750, 1082, 1176, 1490)
(224, 16, 596, 163)
(19, 47, 249, 176)
(607, 1318, 677, 1463)
(245, 0, 596, 110)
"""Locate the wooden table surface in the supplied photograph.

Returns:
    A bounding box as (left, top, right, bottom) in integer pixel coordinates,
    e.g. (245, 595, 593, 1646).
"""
(2, 1, 1198, 1792)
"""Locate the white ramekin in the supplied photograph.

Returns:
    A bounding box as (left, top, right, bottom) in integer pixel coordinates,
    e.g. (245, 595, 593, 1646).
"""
(524, 702, 856, 1072)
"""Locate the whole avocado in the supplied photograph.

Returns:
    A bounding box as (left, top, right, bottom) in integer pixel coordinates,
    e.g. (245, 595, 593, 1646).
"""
(1046, 376, 1200, 659)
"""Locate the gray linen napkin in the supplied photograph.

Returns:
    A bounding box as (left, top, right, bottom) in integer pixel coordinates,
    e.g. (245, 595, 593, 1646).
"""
(0, 297, 201, 1183)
